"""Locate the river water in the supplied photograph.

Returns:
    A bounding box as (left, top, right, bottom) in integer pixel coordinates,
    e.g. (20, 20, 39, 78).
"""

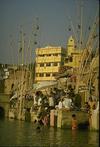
(0, 118, 99, 147)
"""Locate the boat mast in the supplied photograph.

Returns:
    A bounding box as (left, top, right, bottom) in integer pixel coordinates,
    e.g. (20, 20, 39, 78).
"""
(18, 26, 25, 120)
(28, 17, 40, 87)
(77, 9, 99, 97)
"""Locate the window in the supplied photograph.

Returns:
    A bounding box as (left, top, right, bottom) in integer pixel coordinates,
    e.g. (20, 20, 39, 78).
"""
(46, 73, 50, 77)
(46, 63, 51, 66)
(40, 63, 44, 67)
(65, 58, 69, 63)
(39, 73, 44, 77)
(53, 53, 59, 56)
(46, 54, 51, 56)
(53, 62, 58, 66)
(52, 73, 57, 76)
(69, 56, 73, 62)
(39, 54, 45, 57)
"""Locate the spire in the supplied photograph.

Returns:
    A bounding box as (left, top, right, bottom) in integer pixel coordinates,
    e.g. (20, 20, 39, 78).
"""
(67, 36, 75, 56)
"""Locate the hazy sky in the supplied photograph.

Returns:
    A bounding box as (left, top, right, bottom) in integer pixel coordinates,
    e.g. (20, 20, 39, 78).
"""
(0, 0, 99, 64)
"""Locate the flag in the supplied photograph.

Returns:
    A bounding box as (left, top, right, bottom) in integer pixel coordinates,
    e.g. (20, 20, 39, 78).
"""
(78, 24, 81, 29)
(36, 25, 39, 30)
(19, 47, 22, 53)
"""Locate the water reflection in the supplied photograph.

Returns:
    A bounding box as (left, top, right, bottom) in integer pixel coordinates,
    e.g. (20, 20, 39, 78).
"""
(88, 131, 99, 146)
(0, 119, 99, 147)
(71, 130, 77, 142)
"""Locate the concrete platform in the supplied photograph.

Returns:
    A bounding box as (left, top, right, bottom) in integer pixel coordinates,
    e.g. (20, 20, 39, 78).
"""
(57, 109, 89, 129)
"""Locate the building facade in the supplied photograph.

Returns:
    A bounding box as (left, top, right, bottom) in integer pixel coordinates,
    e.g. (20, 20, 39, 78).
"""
(3, 65, 31, 94)
(35, 46, 66, 82)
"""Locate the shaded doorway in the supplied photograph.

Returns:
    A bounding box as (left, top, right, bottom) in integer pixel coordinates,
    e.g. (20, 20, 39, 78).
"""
(0, 106, 5, 119)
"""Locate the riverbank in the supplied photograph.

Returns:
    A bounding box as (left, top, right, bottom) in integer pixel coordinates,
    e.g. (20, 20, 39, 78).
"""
(0, 118, 99, 147)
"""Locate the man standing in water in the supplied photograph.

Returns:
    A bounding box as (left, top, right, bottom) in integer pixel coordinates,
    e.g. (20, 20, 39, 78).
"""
(71, 114, 77, 130)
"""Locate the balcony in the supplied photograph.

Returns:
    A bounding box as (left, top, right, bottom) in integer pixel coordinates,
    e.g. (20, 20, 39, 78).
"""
(36, 56, 61, 63)
(36, 66, 59, 73)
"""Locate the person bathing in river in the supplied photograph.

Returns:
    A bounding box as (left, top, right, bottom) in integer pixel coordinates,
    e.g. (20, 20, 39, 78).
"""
(71, 114, 77, 130)
(34, 115, 44, 131)
(42, 114, 49, 126)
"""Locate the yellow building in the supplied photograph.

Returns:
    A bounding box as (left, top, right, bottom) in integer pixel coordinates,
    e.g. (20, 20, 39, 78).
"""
(35, 46, 66, 82)
(64, 36, 82, 68)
